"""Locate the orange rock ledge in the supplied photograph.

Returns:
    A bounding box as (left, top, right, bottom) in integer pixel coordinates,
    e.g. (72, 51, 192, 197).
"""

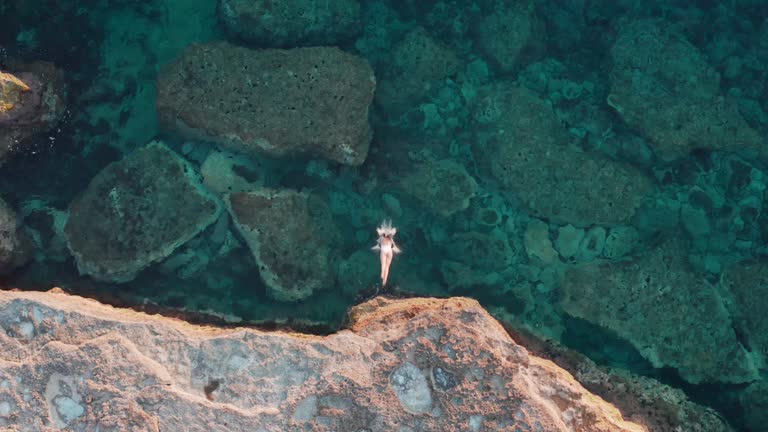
(0, 289, 647, 431)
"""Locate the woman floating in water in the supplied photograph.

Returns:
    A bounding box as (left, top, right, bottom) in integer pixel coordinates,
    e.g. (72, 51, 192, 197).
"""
(372, 220, 401, 286)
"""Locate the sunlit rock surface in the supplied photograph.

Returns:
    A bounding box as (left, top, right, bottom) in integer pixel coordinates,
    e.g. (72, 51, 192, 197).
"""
(0, 62, 66, 164)
(64, 142, 221, 282)
(0, 290, 649, 431)
(157, 42, 375, 165)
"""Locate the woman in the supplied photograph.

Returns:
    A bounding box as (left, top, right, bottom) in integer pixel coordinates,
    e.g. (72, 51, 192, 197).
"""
(372, 220, 401, 286)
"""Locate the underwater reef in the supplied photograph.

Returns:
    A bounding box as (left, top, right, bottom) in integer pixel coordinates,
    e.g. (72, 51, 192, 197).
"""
(2, 0, 768, 430)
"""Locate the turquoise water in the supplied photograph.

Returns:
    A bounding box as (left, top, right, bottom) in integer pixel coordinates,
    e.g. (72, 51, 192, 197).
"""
(2, 0, 768, 429)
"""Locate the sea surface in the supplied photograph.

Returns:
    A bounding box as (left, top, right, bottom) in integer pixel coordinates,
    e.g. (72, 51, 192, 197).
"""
(2, 1, 768, 430)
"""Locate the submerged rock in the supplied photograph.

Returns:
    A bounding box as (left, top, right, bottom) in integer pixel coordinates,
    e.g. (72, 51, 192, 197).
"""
(0, 62, 66, 164)
(473, 0, 544, 73)
(398, 159, 477, 217)
(721, 262, 768, 369)
(524, 219, 558, 266)
(157, 42, 375, 165)
(18, 199, 68, 263)
(64, 142, 221, 282)
(561, 238, 758, 384)
(375, 27, 460, 113)
(226, 189, 339, 301)
(218, 0, 362, 47)
(439, 260, 501, 290)
(608, 19, 761, 160)
(444, 231, 513, 270)
(0, 198, 32, 274)
(475, 84, 654, 226)
(337, 249, 379, 296)
(200, 149, 262, 196)
(0, 290, 647, 431)
(740, 380, 768, 432)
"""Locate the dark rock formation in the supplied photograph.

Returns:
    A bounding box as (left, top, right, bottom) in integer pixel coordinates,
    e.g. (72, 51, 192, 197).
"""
(0, 62, 66, 164)
(0, 198, 31, 274)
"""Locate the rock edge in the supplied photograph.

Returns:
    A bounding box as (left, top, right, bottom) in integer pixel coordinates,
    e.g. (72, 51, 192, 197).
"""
(0, 289, 647, 431)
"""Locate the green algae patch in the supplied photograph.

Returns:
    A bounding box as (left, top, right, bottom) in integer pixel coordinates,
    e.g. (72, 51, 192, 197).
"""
(65, 141, 222, 282)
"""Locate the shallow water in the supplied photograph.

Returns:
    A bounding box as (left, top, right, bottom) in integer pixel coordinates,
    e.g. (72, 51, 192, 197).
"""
(2, 0, 768, 430)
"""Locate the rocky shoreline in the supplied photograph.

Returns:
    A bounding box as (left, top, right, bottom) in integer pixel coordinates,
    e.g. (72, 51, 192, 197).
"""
(0, 288, 728, 431)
